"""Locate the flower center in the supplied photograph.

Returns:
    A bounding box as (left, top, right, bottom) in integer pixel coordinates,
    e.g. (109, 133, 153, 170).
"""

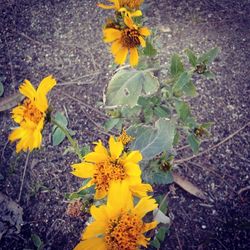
(105, 212, 143, 250)
(121, 29, 141, 48)
(23, 99, 44, 124)
(93, 160, 126, 193)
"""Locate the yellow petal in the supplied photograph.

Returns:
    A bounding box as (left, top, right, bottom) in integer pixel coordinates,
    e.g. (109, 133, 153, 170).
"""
(37, 75, 56, 95)
(19, 80, 36, 100)
(137, 235, 149, 247)
(142, 221, 158, 233)
(94, 140, 108, 156)
(12, 106, 25, 123)
(139, 27, 151, 36)
(82, 221, 106, 239)
(131, 10, 142, 17)
(125, 151, 142, 163)
(74, 238, 106, 250)
(94, 188, 107, 200)
(90, 205, 109, 221)
(107, 181, 133, 217)
(71, 162, 95, 178)
(139, 36, 146, 47)
(133, 196, 158, 218)
(124, 162, 141, 176)
(124, 16, 135, 29)
(108, 136, 123, 160)
(84, 152, 108, 163)
(129, 47, 139, 67)
(111, 40, 122, 56)
(130, 183, 153, 197)
(103, 28, 121, 43)
(97, 3, 115, 9)
(114, 46, 128, 65)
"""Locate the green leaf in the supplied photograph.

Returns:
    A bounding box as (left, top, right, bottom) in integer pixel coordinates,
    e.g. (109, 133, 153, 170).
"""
(0, 82, 4, 96)
(104, 118, 120, 131)
(150, 238, 161, 249)
(201, 121, 214, 129)
(172, 72, 190, 93)
(127, 119, 175, 160)
(154, 105, 171, 118)
(143, 106, 154, 123)
(156, 227, 168, 242)
(187, 134, 200, 153)
(143, 40, 157, 56)
(185, 48, 197, 67)
(153, 171, 173, 185)
(137, 96, 150, 107)
(105, 69, 159, 108)
(182, 81, 197, 97)
(52, 127, 66, 146)
(175, 100, 191, 123)
(80, 145, 91, 157)
(173, 131, 180, 146)
(52, 112, 68, 146)
(31, 234, 43, 250)
(54, 112, 68, 127)
(197, 47, 219, 64)
(170, 54, 184, 77)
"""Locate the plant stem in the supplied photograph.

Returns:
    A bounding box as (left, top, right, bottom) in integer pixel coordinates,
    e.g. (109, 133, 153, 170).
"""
(51, 118, 82, 159)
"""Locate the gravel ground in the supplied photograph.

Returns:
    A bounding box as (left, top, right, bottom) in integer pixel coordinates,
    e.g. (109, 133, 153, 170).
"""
(0, 0, 249, 249)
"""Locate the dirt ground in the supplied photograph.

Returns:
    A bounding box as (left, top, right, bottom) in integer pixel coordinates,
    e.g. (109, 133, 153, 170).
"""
(0, 0, 249, 249)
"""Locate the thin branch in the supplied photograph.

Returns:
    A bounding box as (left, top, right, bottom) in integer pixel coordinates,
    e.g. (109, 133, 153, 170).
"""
(17, 151, 30, 203)
(175, 121, 250, 164)
(61, 91, 108, 118)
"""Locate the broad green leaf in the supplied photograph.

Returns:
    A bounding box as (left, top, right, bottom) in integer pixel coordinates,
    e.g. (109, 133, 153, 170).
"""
(143, 40, 157, 56)
(153, 171, 173, 184)
(150, 239, 161, 249)
(127, 119, 175, 160)
(143, 106, 154, 123)
(187, 134, 200, 153)
(170, 54, 184, 77)
(104, 118, 120, 131)
(172, 72, 190, 93)
(80, 145, 91, 157)
(175, 100, 191, 123)
(52, 127, 65, 146)
(31, 234, 43, 250)
(54, 112, 68, 127)
(153, 105, 171, 118)
(182, 81, 197, 97)
(185, 48, 197, 66)
(105, 69, 159, 108)
(197, 47, 219, 64)
(173, 131, 180, 146)
(0, 82, 4, 96)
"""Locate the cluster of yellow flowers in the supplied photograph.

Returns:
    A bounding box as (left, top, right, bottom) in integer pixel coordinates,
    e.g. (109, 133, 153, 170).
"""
(72, 135, 158, 249)
(8, 76, 158, 250)
(98, 0, 151, 67)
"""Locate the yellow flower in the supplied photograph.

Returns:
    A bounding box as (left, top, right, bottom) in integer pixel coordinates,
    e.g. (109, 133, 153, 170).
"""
(103, 16, 151, 67)
(74, 181, 158, 250)
(117, 128, 134, 145)
(9, 75, 56, 153)
(71, 136, 152, 200)
(98, 0, 144, 12)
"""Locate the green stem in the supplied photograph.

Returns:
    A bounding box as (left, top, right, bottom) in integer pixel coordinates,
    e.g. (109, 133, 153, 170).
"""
(51, 118, 82, 159)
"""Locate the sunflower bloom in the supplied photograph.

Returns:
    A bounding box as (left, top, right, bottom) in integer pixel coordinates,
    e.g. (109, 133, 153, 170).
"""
(9, 75, 56, 153)
(103, 16, 151, 67)
(71, 136, 152, 199)
(98, 0, 144, 13)
(74, 181, 158, 250)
